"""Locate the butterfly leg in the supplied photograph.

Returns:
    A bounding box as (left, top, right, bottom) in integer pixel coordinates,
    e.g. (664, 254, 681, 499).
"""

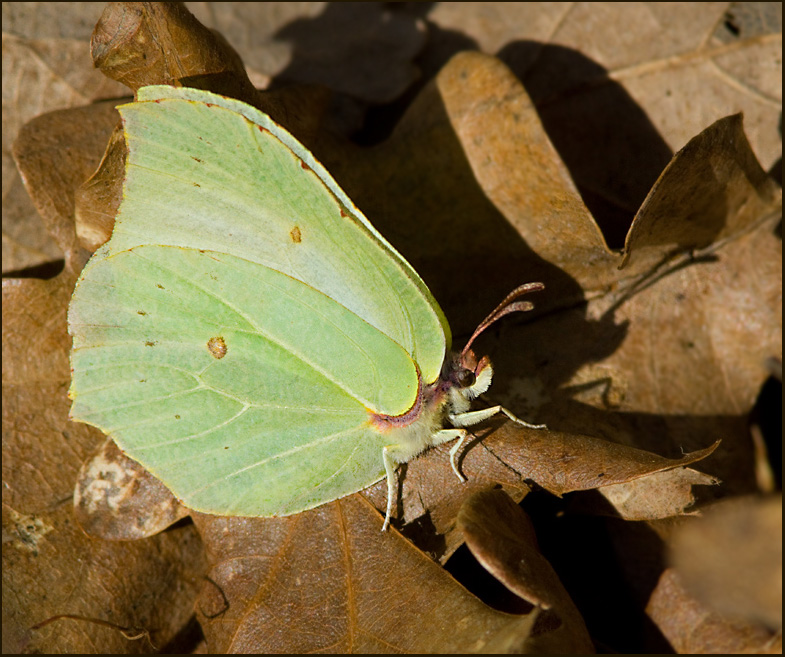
(381, 429, 467, 531)
(429, 428, 469, 482)
(449, 406, 546, 430)
(443, 407, 546, 485)
(381, 445, 397, 532)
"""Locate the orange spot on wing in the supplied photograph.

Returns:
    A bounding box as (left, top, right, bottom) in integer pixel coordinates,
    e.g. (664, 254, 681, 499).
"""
(207, 336, 228, 359)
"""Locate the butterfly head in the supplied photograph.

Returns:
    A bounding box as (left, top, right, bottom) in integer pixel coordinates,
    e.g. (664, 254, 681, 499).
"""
(443, 349, 493, 401)
(448, 282, 545, 402)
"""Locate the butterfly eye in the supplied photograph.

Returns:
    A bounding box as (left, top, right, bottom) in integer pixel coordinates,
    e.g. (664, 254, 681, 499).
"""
(455, 368, 476, 389)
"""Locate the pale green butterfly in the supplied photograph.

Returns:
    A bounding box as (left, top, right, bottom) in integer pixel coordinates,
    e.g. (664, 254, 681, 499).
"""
(68, 85, 544, 531)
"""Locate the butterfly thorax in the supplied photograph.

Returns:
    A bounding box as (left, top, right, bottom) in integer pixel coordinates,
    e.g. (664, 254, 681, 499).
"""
(369, 349, 493, 432)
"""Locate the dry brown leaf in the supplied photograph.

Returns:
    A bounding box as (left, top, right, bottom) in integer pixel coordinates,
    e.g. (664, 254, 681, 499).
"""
(74, 439, 189, 540)
(2, 4, 127, 274)
(2, 501, 205, 654)
(480, 422, 719, 499)
(91, 2, 257, 100)
(458, 489, 593, 653)
(429, 3, 781, 217)
(2, 277, 206, 653)
(4, 3, 780, 654)
(646, 568, 781, 654)
(621, 113, 780, 270)
(12, 101, 120, 274)
(433, 51, 618, 296)
(361, 439, 529, 564)
(359, 420, 717, 558)
(3, 276, 97, 510)
(596, 467, 719, 521)
(73, 122, 127, 252)
(193, 496, 537, 653)
(669, 495, 782, 631)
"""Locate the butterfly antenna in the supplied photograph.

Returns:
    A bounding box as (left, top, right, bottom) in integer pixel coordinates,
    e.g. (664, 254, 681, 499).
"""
(462, 282, 545, 355)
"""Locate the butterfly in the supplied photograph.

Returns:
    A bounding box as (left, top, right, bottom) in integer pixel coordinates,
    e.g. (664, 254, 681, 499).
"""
(68, 85, 544, 531)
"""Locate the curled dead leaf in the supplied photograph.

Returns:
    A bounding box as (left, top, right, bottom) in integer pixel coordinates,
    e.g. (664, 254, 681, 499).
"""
(91, 2, 256, 99)
(647, 568, 781, 653)
(482, 422, 719, 499)
(458, 489, 593, 653)
(669, 495, 782, 631)
(73, 124, 126, 252)
(621, 113, 781, 271)
(11, 101, 120, 275)
(596, 467, 719, 520)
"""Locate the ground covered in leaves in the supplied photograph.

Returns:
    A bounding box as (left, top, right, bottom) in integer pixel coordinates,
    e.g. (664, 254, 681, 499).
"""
(3, 2, 781, 653)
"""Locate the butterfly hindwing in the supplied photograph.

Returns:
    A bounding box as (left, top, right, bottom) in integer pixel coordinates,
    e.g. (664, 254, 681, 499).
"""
(69, 245, 419, 516)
